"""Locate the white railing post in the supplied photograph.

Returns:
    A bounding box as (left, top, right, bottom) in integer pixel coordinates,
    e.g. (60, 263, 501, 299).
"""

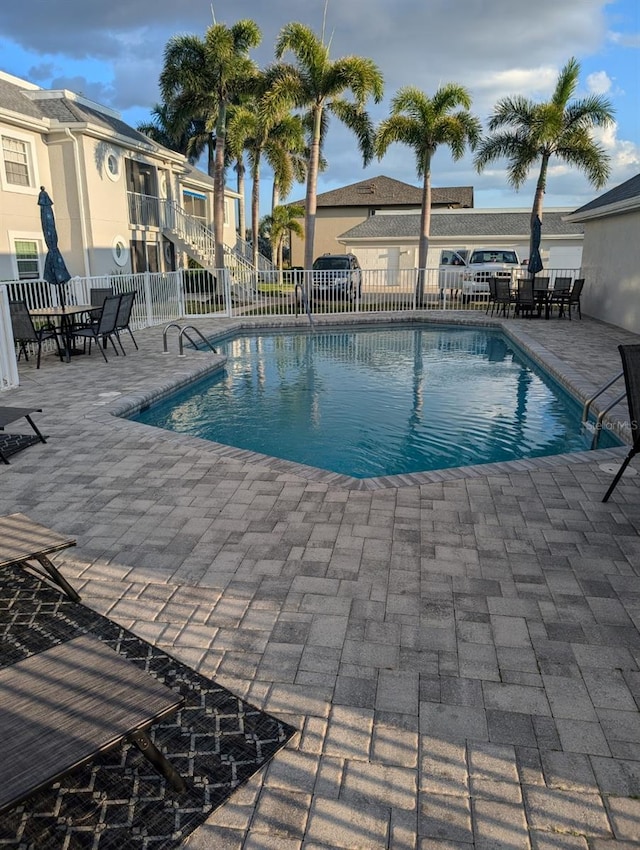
(143, 271, 154, 326)
(0, 285, 20, 390)
(176, 269, 186, 318)
(222, 269, 233, 317)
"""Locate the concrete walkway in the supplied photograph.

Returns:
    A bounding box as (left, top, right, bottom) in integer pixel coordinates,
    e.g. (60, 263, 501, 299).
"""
(2, 311, 640, 849)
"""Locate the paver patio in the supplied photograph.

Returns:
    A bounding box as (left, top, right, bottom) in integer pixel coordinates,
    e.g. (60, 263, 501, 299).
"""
(2, 311, 639, 848)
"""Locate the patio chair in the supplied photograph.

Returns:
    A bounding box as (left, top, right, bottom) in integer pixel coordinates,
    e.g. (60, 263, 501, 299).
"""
(566, 278, 584, 320)
(69, 293, 122, 362)
(515, 278, 535, 317)
(9, 300, 63, 369)
(0, 633, 186, 815)
(485, 276, 498, 314)
(0, 407, 47, 465)
(602, 344, 640, 502)
(90, 287, 114, 308)
(549, 277, 572, 317)
(494, 278, 514, 317)
(114, 291, 139, 354)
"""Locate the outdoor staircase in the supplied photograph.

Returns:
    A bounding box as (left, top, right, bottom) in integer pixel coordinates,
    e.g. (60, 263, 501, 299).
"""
(159, 198, 275, 278)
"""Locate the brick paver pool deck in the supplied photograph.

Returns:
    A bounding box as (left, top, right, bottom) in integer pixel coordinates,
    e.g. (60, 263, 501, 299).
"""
(2, 311, 640, 849)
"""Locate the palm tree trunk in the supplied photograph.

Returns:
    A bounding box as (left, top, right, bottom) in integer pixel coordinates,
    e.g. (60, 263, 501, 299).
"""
(236, 157, 246, 243)
(251, 157, 261, 270)
(529, 155, 549, 260)
(272, 182, 280, 215)
(303, 105, 323, 271)
(417, 155, 432, 304)
(213, 100, 227, 272)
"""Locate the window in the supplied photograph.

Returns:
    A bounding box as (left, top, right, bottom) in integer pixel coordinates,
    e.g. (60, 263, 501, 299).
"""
(14, 239, 40, 280)
(183, 190, 207, 225)
(105, 151, 121, 182)
(1, 133, 37, 192)
(112, 235, 129, 267)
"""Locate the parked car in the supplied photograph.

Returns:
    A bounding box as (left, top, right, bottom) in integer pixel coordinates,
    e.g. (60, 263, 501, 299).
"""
(438, 249, 470, 292)
(460, 248, 522, 295)
(311, 254, 362, 301)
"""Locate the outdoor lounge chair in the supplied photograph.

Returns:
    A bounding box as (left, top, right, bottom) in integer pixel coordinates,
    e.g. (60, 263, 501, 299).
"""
(69, 293, 122, 361)
(0, 633, 186, 815)
(0, 512, 80, 601)
(9, 300, 63, 369)
(0, 407, 47, 464)
(602, 344, 640, 502)
(114, 290, 139, 353)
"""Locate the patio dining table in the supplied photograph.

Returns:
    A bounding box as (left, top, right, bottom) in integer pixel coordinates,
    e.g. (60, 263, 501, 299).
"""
(29, 304, 100, 361)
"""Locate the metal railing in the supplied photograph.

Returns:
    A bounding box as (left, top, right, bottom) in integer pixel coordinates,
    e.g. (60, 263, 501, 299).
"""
(1, 265, 583, 389)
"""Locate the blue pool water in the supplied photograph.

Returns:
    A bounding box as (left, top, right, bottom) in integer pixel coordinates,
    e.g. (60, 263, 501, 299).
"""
(132, 325, 618, 478)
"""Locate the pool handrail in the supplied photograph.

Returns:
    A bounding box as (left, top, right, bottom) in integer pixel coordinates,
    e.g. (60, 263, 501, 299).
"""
(162, 322, 217, 356)
(294, 283, 314, 327)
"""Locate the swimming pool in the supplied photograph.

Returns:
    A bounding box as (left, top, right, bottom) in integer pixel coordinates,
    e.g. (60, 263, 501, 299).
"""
(132, 324, 619, 479)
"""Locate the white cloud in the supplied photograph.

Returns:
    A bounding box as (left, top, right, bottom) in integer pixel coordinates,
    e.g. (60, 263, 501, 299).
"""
(586, 70, 613, 94)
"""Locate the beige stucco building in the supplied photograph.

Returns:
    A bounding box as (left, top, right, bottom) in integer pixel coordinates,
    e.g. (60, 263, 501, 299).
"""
(289, 176, 584, 273)
(289, 176, 473, 266)
(0, 70, 240, 282)
(565, 173, 640, 336)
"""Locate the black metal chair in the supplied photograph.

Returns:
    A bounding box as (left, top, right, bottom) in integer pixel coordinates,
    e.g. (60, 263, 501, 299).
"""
(9, 300, 62, 369)
(603, 344, 640, 502)
(69, 294, 122, 362)
(485, 276, 498, 314)
(549, 277, 572, 317)
(114, 291, 139, 354)
(90, 287, 114, 308)
(494, 278, 514, 317)
(515, 278, 535, 317)
(567, 278, 584, 320)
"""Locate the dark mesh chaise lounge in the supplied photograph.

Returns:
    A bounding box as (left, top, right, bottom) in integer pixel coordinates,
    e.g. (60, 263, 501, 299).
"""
(0, 406, 47, 464)
(0, 634, 186, 815)
(603, 344, 640, 502)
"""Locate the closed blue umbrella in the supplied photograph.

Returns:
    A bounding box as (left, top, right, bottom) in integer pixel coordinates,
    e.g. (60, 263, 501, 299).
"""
(527, 214, 544, 277)
(38, 187, 71, 308)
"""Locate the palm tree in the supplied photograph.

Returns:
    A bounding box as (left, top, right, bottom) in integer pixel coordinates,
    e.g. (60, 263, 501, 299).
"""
(374, 85, 481, 302)
(266, 22, 384, 270)
(474, 57, 614, 264)
(227, 79, 305, 269)
(261, 203, 305, 276)
(137, 103, 192, 156)
(160, 20, 261, 270)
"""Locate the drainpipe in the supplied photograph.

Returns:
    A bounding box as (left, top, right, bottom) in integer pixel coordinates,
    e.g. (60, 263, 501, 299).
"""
(64, 128, 91, 277)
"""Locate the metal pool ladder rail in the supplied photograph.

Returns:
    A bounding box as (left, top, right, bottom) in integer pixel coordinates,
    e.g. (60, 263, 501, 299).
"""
(581, 369, 625, 449)
(294, 283, 314, 327)
(162, 323, 217, 356)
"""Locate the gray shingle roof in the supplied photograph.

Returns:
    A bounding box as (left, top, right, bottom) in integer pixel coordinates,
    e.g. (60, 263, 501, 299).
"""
(293, 175, 473, 208)
(0, 76, 44, 120)
(568, 173, 640, 217)
(339, 210, 584, 240)
(0, 74, 157, 149)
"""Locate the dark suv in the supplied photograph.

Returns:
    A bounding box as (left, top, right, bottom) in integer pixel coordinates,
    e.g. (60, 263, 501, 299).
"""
(311, 254, 362, 301)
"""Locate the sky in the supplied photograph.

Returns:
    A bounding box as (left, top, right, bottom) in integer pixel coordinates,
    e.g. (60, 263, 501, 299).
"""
(0, 0, 638, 215)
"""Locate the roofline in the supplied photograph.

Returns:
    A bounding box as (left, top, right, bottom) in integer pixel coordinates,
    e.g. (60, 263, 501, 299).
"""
(339, 233, 583, 244)
(564, 196, 640, 222)
(25, 88, 122, 120)
(0, 70, 41, 90)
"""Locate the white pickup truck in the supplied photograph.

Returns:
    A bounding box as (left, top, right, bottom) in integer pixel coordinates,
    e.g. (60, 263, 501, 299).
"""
(438, 248, 523, 296)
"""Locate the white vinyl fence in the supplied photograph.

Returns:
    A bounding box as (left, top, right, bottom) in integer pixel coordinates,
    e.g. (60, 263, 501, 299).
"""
(1, 266, 581, 388)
